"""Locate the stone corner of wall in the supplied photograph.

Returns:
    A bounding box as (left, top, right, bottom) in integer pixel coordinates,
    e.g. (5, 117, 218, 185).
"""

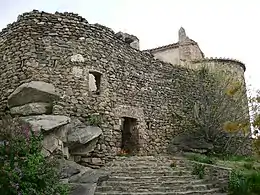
(191, 57, 246, 72)
(115, 31, 140, 50)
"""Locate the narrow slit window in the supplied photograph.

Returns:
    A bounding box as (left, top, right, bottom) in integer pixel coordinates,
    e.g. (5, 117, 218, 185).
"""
(20, 59, 25, 68)
(89, 71, 101, 95)
(53, 59, 57, 67)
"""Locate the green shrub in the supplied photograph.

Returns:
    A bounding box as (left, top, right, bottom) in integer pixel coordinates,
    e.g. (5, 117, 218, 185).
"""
(0, 116, 70, 195)
(185, 153, 216, 164)
(243, 162, 254, 170)
(229, 169, 260, 195)
(221, 155, 256, 162)
(192, 163, 205, 179)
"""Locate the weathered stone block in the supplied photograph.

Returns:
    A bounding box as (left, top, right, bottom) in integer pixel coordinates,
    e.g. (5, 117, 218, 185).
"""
(70, 138, 99, 156)
(20, 115, 70, 132)
(69, 183, 97, 195)
(43, 134, 61, 153)
(59, 159, 91, 181)
(10, 102, 52, 116)
(8, 81, 60, 108)
(67, 124, 102, 147)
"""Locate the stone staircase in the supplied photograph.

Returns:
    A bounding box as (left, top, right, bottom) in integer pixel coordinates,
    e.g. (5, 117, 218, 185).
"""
(94, 156, 227, 195)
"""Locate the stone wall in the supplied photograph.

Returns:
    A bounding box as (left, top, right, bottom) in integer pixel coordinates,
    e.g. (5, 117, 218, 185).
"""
(190, 58, 246, 81)
(0, 10, 250, 161)
(191, 58, 249, 124)
(0, 10, 206, 161)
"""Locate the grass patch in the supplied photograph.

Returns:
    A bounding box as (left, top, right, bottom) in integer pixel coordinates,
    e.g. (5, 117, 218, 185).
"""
(229, 169, 260, 195)
(243, 162, 254, 170)
(192, 163, 205, 179)
(184, 152, 216, 164)
(182, 152, 260, 194)
(219, 155, 257, 162)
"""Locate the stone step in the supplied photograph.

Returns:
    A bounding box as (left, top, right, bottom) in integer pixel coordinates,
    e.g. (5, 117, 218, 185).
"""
(105, 163, 186, 168)
(111, 170, 191, 177)
(103, 167, 183, 172)
(107, 175, 197, 182)
(95, 156, 227, 195)
(106, 161, 178, 165)
(94, 188, 222, 195)
(104, 165, 176, 168)
(110, 160, 185, 166)
(114, 156, 183, 160)
(101, 180, 206, 188)
(109, 158, 186, 163)
(96, 183, 214, 192)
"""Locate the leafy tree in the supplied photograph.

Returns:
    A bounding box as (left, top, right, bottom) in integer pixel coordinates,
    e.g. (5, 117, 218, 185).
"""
(172, 66, 251, 155)
(249, 89, 260, 156)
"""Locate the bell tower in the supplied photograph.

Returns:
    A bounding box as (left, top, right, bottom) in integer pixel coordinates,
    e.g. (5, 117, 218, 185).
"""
(178, 27, 187, 42)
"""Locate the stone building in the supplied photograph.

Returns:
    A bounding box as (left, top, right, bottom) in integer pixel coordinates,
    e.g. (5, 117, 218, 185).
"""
(144, 27, 204, 66)
(145, 27, 245, 81)
(0, 10, 248, 162)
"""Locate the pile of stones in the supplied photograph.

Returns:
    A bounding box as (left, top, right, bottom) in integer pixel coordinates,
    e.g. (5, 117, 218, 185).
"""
(6, 80, 108, 194)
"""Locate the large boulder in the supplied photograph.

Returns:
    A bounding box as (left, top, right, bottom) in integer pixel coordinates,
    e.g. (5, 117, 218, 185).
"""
(59, 159, 109, 195)
(42, 133, 63, 155)
(69, 183, 97, 195)
(60, 118, 102, 156)
(63, 118, 102, 147)
(57, 118, 83, 144)
(10, 102, 52, 116)
(7, 81, 60, 108)
(20, 115, 70, 132)
(70, 138, 99, 157)
(168, 133, 214, 154)
(67, 126, 102, 146)
(73, 169, 109, 185)
(69, 168, 109, 195)
(59, 159, 91, 182)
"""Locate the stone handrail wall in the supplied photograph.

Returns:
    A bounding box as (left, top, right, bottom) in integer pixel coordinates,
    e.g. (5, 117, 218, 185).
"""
(188, 161, 231, 191)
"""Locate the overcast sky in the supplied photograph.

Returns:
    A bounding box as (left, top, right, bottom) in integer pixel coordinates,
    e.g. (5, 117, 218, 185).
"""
(0, 0, 259, 89)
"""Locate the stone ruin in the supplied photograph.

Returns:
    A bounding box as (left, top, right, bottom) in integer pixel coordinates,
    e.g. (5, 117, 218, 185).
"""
(0, 10, 250, 194)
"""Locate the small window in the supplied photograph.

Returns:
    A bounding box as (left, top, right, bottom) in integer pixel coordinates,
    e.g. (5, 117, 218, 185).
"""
(89, 71, 101, 95)
(146, 122, 151, 130)
(53, 59, 57, 67)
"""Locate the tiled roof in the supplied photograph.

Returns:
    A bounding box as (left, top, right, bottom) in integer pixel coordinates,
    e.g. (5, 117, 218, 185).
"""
(143, 42, 179, 52)
(143, 38, 198, 53)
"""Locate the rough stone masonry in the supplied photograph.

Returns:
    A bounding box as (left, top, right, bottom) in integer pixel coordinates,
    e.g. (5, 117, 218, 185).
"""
(0, 10, 248, 162)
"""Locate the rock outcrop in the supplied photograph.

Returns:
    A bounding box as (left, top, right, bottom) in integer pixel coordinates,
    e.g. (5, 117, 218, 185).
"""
(7, 80, 103, 163)
(168, 133, 214, 154)
(20, 115, 71, 132)
(5, 80, 106, 194)
(59, 159, 109, 195)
